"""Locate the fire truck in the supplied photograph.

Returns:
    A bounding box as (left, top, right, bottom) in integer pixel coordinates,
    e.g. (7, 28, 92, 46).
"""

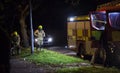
(67, 15, 92, 58)
(90, 0, 120, 67)
(67, 0, 120, 67)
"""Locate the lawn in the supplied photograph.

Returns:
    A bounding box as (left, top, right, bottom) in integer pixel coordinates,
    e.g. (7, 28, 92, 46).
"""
(19, 48, 120, 73)
(20, 48, 86, 66)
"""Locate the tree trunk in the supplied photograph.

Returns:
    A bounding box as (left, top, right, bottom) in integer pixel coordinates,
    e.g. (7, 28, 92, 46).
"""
(20, 17, 29, 47)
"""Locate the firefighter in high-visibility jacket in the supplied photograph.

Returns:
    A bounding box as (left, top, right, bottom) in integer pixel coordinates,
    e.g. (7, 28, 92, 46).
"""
(34, 25, 45, 51)
(11, 31, 21, 55)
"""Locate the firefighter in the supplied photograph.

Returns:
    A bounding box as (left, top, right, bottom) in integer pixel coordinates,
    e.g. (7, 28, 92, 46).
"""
(34, 25, 45, 51)
(11, 31, 21, 55)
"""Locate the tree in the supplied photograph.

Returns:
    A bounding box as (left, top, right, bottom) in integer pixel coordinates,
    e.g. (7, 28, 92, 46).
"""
(0, 0, 30, 47)
(17, 0, 42, 47)
(18, 4, 29, 47)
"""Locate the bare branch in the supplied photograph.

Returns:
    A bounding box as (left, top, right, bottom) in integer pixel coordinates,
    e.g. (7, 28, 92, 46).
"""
(21, 4, 29, 16)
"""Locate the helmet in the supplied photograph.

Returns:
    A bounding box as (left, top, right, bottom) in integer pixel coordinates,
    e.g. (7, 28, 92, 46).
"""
(38, 25, 43, 29)
(13, 31, 18, 36)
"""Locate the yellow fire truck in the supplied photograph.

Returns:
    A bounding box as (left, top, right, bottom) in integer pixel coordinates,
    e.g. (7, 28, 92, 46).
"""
(67, 15, 93, 57)
(67, 0, 120, 67)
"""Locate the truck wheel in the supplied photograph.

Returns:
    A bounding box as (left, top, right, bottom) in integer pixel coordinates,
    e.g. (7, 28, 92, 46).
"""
(77, 43, 85, 59)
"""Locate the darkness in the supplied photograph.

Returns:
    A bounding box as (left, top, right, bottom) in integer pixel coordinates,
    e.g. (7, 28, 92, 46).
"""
(31, 0, 97, 46)
(30, 0, 112, 46)
(0, 0, 114, 73)
(0, 28, 10, 73)
(0, 0, 112, 46)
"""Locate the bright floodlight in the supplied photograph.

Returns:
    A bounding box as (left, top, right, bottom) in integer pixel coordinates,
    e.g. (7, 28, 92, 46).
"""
(48, 37, 52, 42)
(69, 17, 74, 21)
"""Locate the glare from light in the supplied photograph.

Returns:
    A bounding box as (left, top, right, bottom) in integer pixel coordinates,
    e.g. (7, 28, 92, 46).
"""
(48, 37, 52, 42)
(65, 46, 68, 48)
(35, 38, 38, 42)
(109, 12, 120, 15)
(69, 17, 74, 21)
(87, 17, 90, 20)
(69, 45, 75, 48)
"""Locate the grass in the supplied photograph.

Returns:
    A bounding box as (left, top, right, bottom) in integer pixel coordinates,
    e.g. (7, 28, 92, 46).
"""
(56, 67, 120, 73)
(19, 48, 120, 73)
(20, 48, 87, 66)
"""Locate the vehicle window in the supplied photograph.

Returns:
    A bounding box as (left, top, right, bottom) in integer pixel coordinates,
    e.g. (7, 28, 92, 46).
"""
(108, 12, 120, 29)
(90, 11, 106, 30)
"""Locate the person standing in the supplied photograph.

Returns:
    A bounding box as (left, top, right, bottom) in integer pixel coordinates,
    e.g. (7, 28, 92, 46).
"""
(11, 31, 21, 55)
(34, 25, 45, 51)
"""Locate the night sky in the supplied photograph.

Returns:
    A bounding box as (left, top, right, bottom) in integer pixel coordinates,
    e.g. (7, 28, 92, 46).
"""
(30, 0, 112, 46)
(32, 0, 97, 30)
(0, 0, 112, 46)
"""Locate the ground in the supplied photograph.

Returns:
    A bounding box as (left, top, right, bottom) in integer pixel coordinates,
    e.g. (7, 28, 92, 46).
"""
(10, 46, 91, 73)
